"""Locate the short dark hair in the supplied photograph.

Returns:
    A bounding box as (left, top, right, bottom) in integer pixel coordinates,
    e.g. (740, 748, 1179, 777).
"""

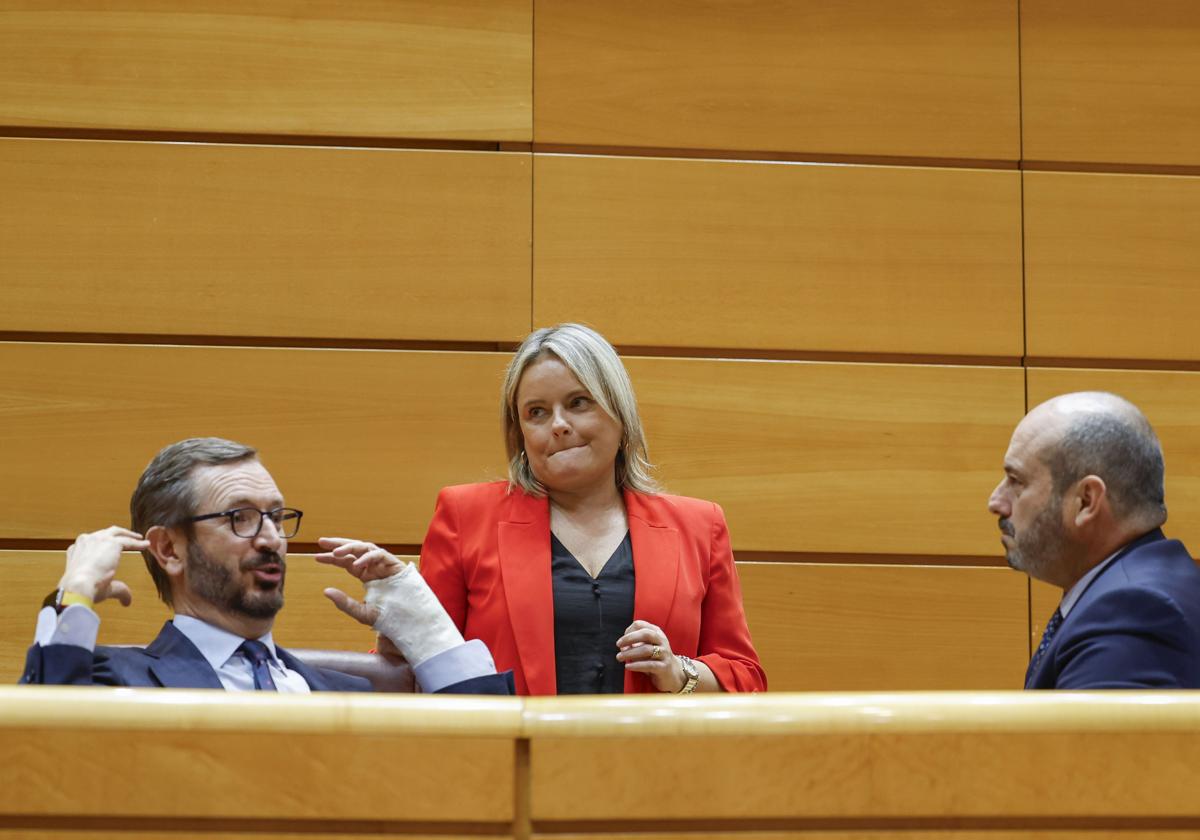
(1042, 409, 1166, 525)
(130, 438, 258, 606)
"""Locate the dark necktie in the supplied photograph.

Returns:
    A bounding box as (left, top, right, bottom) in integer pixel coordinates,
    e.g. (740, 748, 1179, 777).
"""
(1026, 608, 1064, 684)
(238, 640, 278, 691)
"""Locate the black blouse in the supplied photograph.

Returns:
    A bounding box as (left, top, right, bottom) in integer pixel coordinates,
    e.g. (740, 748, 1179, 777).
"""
(551, 531, 635, 695)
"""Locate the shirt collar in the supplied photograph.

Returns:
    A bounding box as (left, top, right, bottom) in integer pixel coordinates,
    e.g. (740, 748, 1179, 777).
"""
(1059, 549, 1121, 618)
(171, 614, 279, 671)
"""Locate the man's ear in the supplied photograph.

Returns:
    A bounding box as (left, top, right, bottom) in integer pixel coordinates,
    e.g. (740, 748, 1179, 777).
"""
(146, 525, 187, 578)
(1072, 475, 1108, 528)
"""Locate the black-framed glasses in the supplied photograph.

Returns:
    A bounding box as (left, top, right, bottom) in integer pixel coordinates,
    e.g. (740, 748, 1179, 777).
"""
(184, 507, 303, 539)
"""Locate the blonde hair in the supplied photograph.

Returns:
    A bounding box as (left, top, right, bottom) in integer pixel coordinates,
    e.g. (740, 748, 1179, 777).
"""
(502, 324, 658, 496)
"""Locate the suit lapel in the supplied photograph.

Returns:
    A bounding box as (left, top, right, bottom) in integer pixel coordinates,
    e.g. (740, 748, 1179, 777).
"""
(144, 622, 226, 689)
(627, 491, 680, 633)
(498, 490, 556, 695)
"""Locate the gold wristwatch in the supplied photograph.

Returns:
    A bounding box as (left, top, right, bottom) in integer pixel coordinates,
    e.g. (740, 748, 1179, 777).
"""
(676, 655, 699, 694)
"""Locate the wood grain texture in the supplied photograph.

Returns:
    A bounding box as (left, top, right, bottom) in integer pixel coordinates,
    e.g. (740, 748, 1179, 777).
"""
(0, 139, 531, 341)
(739, 562, 1029, 691)
(0, 0, 531, 140)
(0, 345, 1024, 558)
(1028, 369, 1200, 553)
(1025, 171, 1200, 360)
(0, 343, 509, 542)
(0, 551, 381, 683)
(534, 0, 1019, 159)
(3, 553, 1029, 691)
(1022, 0, 1200, 165)
(539, 834, 1195, 840)
(627, 357, 1025, 555)
(534, 155, 1023, 356)
(530, 728, 1200, 819)
(0, 727, 512, 821)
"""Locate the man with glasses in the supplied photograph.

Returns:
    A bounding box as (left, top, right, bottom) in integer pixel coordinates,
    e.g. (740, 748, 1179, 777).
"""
(21, 437, 511, 694)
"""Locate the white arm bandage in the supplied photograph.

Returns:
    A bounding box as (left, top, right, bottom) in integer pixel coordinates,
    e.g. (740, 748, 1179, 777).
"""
(363, 563, 465, 668)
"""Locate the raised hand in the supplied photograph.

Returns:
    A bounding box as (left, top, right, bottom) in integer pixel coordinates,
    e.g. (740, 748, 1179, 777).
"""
(59, 526, 149, 607)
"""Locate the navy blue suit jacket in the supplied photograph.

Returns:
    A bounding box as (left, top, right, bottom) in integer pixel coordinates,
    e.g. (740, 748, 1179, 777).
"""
(1026, 529, 1200, 689)
(20, 620, 513, 695)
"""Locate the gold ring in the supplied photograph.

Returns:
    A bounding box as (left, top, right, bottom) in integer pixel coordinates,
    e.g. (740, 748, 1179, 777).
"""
(651, 645, 662, 660)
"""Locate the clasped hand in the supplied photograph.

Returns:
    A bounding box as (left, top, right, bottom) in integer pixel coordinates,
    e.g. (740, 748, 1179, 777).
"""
(616, 619, 688, 693)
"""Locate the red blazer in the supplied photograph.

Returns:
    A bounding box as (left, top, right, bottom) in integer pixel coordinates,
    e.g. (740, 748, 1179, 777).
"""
(418, 481, 766, 695)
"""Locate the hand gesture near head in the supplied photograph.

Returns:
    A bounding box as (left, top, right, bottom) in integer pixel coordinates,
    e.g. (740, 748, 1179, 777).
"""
(314, 537, 407, 626)
(59, 526, 150, 607)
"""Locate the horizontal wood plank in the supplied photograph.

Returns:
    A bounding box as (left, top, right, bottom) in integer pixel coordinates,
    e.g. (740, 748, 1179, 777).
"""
(0, 345, 1024, 558)
(0, 139, 531, 341)
(534, 155, 1023, 356)
(534, 0, 1019, 159)
(3, 553, 1030, 691)
(0, 0, 531, 140)
(1022, 0, 1200, 165)
(739, 562, 1030, 691)
(1027, 368, 1200, 552)
(627, 357, 1025, 555)
(1025, 171, 1200, 361)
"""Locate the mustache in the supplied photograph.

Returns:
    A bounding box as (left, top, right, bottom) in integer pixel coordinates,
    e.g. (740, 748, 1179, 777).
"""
(998, 518, 1015, 537)
(241, 552, 284, 572)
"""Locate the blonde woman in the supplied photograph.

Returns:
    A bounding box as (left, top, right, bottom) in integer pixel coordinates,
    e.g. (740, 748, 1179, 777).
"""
(418, 324, 765, 696)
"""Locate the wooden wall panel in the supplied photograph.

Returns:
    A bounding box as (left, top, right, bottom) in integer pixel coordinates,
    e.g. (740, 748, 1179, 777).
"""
(628, 358, 1024, 555)
(535, 155, 1023, 356)
(4, 554, 1031, 690)
(0, 1, 531, 140)
(0, 139, 531, 341)
(0, 343, 509, 543)
(1028, 368, 1200, 552)
(534, 0, 1019, 159)
(0, 551, 380, 683)
(739, 562, 1029, 691)
(1022, 0, 1200, 165)
(0, 346, 1023, 557)
(1024, 171, 1200, 361)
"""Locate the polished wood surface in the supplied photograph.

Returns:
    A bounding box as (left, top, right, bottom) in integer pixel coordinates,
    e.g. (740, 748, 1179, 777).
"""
(0, 139, 531, 341)
(739, 562, 1028, 691)
(1022, 0, 1200, 165)
(0, 689, 518, 824)
(0, 343, 509, 543)
(0, 344, 1023, 557)
(535, 155, 1023, 355)
(534, 0, 1019, 159)
(1028, 368, 1200, 552)
(0, 0, 531, 140)
(5, 689, 1200, 834)
(3, 552, 1032, 690)
(1025, 171, 1200, 361)
(626, 357, 1024, 555)
(525, 693, 1200, 821)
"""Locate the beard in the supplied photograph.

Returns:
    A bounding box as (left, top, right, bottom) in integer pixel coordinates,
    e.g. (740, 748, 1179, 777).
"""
(1000, 494, 1068, 582)
(186, 541, 285, 620)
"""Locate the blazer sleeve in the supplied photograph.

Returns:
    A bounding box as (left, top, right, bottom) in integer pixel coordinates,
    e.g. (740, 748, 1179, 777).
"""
(696, 503, 768, 692)
(418, 487, 469, 633)
(20, 643, 120, 686)
(1053, 587, 1200, 689)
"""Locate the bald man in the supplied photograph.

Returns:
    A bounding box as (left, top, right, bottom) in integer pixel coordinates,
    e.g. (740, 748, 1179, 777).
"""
(988, 392, 1200, 689)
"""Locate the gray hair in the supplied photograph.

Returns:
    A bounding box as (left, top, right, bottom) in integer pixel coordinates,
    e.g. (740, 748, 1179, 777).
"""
(501, 323, 658, 496)
(1041, 393, 1167, 526)
(130, 437, 258, 606)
